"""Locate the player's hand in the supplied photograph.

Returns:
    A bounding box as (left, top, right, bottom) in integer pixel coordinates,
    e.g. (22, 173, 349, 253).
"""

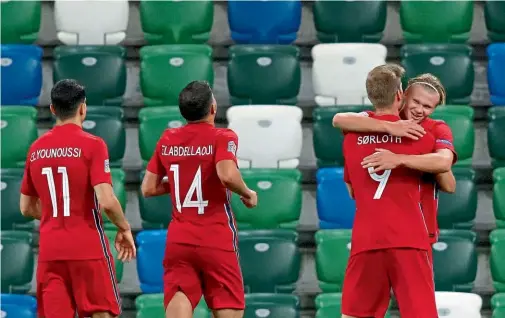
(114, 229, 137, 262)
(362, 148, 402, 173)
(385, 120, 425, 140)
(240, 190, 257, 209)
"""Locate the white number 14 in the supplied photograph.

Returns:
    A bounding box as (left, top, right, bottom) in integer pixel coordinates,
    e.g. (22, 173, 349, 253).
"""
(368, 167, 391, 199)
(169, 164, 209, 214)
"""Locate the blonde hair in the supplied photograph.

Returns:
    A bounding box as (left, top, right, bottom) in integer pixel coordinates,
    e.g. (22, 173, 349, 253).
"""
(366, 64, 405, 108)
(407, 73, 446, 106)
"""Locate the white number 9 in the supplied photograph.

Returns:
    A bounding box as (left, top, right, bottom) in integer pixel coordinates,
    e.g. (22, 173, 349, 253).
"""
(368, 167, 391, 199)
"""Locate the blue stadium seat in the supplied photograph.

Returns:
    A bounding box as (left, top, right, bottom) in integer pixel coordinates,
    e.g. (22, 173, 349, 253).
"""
(136, 230, 166, 293)
(227, 0, 301, 44)
(487, 43, 505, 105)
(0, 294, 36, 318)
(0, 304, 35, 318)
(316, 168, 356, 229)
(0, 45, 42, 106)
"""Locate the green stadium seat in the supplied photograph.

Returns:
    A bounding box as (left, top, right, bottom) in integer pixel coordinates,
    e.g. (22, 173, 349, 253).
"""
(140, 0, 213, 44)
(0, 1, 41, 44)
(315, 230, 352, 292)
(494, 168, 505, 228)
(430, 106, 475, 167)
(239, 230, 300, 293)
(432, 230, 477, 292)
(437, 168, 477, 230)
(492, 293, 505, 318)
(313, 0, 387, 43)
(400, 1, 473, 43)
(53, 46, 127, 106)
(102, 169, 126, 230)
(401, 45, 474, 105)
(485, 1, 505, 42)
(491, 230, 505, 293)
(140, 45, 214, 107)
(231, 169, 302, 230)
(488, 107, 505, 169)
(104, 230, 123, 283)
(1, 169, 34, 230)
(138, 107, 186, 163)
(0, 107, 38, 168)
(312, 105, 373, 167)
(1, 231, 34, 293)
(228, 45, 300, 105)
(315, 293, 391, 318)
(135, 294, 210, 318)
(138, 170, 172, 229)
(244, 294, 299, 318)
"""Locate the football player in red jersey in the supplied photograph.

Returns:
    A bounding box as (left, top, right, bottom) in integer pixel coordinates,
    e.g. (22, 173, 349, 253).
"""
(333, 73, 457, 264)
(341, 65, 438, 318)
(141, 81, 257, 318)
(19, 79, 136, 318)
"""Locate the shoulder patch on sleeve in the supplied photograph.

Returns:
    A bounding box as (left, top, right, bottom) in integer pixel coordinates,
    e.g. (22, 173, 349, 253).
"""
(227, 141, 237, 156)
(358, 111, 370, 117)
(104, 159, 110, 173)
(436, 139, 453, 147)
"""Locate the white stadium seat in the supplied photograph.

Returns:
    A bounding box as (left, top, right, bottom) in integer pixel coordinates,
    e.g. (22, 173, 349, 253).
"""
(227, 105, 303, 169)
(435, 292, 482, 318)
(311, 43, 387, 106)
(54, 0, 129, 45)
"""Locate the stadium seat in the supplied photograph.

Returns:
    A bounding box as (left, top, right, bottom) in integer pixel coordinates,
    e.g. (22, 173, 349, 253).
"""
(399, 1, 473, 43)
(53, 46, 127, 106)
(401, 45, 474, 105)
(0, 107, 38, 168)
(239, 230, 300, 293)
(0, 0, 40, 44)
(487, 44, 505, 105)
(0, 304, 35, 318)
(228, 0, 301, 44)
(312, 105, 373, 167)
(228, 45, 300, 105)
(0, 45, 42, 106)
(140, 45, 214, 107)
(227, 105, 303, 168)
(104, 230, 124, 283)
(1, 231, 34, 293)
(101, 169, 126, 230)
(313, 0, 387, 43)
(244, 294, 300, 318)
(1, 169, 34, 230)
(490, 229, 505, 292)
(136, 230, 166, 293)
(437, 168, 477, 230)
(140, 0, 213, 44)
(430, 106, 475, 167)
(138, 107, 186, 163)
(315, 293, 391, 318)
(435, 292, 482, 318)
(315, 230, 352, 292)
(489, 107, 505, 169)
(492, 293, 505, 318)
(54, 0, 128, 45)
(316, 168, 356, 229)
(138, 170, 172, 229)
(0, 294, 36, 318)
(231, 169, 302, 230)
(494, 168, 505, 228)
(432, 230, 477, 292)
(485, 1, 505, 42)
(312, 43, 387, 106)
(136, 294, 210, 318)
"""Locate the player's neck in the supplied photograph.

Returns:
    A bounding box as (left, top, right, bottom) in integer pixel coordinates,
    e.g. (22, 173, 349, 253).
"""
(374, 108, 399, 116)
(55, 118, 82, 128)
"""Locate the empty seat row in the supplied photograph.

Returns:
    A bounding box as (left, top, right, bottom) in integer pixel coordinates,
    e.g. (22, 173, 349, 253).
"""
(2, 1, 504, 45)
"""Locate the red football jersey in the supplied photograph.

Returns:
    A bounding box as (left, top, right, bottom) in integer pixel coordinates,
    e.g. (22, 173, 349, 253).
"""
(20, 124, 113, 261)
(343, 114, 436, 256)
(419, 118, 458, 243)
(147, 122, 239, 252)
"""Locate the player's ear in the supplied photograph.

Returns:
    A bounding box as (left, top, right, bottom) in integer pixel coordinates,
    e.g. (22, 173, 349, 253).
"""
(79, 101, 87, 119)
(49, 104, 56, 116)
(210, 97, 217, 115)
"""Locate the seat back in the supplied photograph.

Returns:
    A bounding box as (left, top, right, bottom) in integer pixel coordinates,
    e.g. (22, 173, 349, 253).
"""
(434, 292, 482, 318)
(0, 294, 36, 310)
(101, 169, 126, 230)
(485, 1, 505, 42)
(316, 168, 356, 229)
(136, 294, 210, 318)
(312, 43, 387, 106)
(136, 230, 167, 293)
(239, 230, 300, 293)
(228, 1, 301, 44)
(401, 44, 474, 105)
(138, 170, 173, 229)
(493, 168, 505, 228)
(487, 44, 505, 106)
(0, 107, 38, 168)
(140, 0, 213, 44)
(0, 0, 40, 44)
(53, 46, 126, 105)
(140, 45, 214, 106)
(313, 0, 386, 43)
(227, 105, 303, 168)
(492, 293, 505, 317)
(54, 0, 128, 45)
(1, 169, 34, 230)
(244, 294, 300, 318)
(0, 304, 35, 318)
(0, 231, 34, 293)
(315, 230, 352, 292)
(104, 230, 124, 283)
(489, 108, 505, 169)
(490, 229, 505, 292)
(1, 45, 42, 105)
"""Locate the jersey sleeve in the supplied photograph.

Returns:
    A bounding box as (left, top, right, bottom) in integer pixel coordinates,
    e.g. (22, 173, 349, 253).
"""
(90, 138, 113, 186)
(432, 122, 458, 164)
(146, 138, 167, 176)
(215, 129, 238, 164)
(20, 150, 37, 196)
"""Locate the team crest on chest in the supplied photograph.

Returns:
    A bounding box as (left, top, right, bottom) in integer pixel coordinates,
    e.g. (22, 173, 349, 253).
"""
(227, 141, 237, 156)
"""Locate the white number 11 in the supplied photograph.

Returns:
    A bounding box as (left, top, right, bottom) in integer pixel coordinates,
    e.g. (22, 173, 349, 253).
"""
(42, 167, 70, 217)
(368, 167, 391, 199)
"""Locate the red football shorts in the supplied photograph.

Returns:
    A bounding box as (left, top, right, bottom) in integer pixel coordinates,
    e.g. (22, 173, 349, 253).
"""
(163, 243, 245, 311)
(37, 259, 121, 318)
(342, 248, 437, 318)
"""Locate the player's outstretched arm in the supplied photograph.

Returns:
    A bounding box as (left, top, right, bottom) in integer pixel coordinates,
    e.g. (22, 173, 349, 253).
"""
(19, 195, 41, 220)
(141, 172, 170, 198)
(216, 160, 257, 208)
(436, 171, 456, 193)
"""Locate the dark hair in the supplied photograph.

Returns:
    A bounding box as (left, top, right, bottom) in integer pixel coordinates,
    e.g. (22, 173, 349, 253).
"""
(50, 79, 86, 120)
(178, 81, 213, 122)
